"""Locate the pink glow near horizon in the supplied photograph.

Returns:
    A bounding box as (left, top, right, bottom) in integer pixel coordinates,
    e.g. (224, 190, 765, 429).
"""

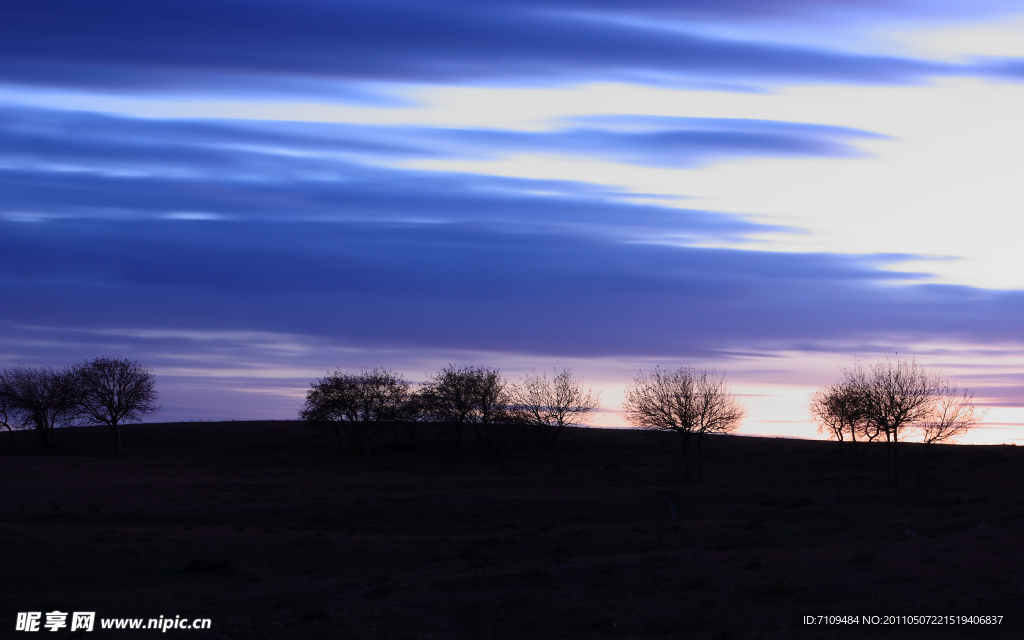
(141, 341, 1024, 446)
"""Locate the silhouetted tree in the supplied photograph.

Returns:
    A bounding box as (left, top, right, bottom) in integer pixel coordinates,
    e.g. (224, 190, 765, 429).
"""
(916, 386, 983, 487)
(300, 369, 411, 455)
(810, 378, 868, 464)
(0, 366, 77, 451)
(691, 371, 745, 481)
(73, 357, 159, 453)
(512, 369, 600, 475)
(622, 367, 744, 480)
(812, 355, 983, 487)
(386, 389, 433, 448)
(420, 365, 482, 458)
(0, 393, 17, 454)
(422, 365, 525, 461)
(468, 367, 526, 462)
(861, 356, 943, 487)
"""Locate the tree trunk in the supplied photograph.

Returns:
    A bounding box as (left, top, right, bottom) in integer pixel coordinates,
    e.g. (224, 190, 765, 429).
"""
(884, 435, 901, 487)
(892, 436, 900, 487)
(3, 425, 15, 455)
(696, 436, 703, 482)
(849, 426, 860, 465)
(917, 442, 933, 489)
(358, 424, 372, 455)
(332, 424, 342, 452)
(35, 419, 49, 450)
(549, 438, 562, 476)
(885, 438, 890, 486)
(42, 427, 57, 451)
(679, 437, 691, 481)
(883, 432, 896, 487)
(113, 424, 123, 453)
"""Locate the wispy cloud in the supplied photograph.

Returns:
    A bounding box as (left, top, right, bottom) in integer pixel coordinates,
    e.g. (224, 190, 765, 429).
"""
(0, 106, 883, 176)
(3, 218, 1022, 358)
(2, 1, 1017, 93)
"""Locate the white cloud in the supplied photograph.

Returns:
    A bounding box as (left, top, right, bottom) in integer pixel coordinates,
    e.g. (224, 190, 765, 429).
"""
(397, 79, 1024, 290)
(888, 12, 1024, 61)
(6, 76, 1023, 289)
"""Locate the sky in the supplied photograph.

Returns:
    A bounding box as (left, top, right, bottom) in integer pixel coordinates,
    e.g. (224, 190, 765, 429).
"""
(2, 0, 1024, 443)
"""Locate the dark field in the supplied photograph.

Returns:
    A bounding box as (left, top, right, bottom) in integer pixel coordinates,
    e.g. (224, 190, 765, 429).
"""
(2, 421, 1022, 639)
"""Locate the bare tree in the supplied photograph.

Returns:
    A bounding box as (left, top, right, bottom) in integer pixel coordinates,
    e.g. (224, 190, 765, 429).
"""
(810, 386, 849, 454)
(623, 367, 697, 480)
(420, 365, 482, 458)
(692, 371, 745, 481)
(511, 369, 600, 475)
(857, 356, 943, 487)
(812, 355, 983, 487)
(421, 365, 526, 461)
(469, 368, 525, 462)
(386, 389, 433, 448)
(73, 357, 160, 453)
(0, 367, 78, 451)
(810, 378, 867, 464)
(917, 385, 983, 487)
(622, 367, 744, 481)
(812, 364, 888, 465)
(300, 368, 411, 455)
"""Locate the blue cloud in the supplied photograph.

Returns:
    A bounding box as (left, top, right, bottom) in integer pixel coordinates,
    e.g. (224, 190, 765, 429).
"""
(1, 106, 880, 244)
(7, 101, 1016, 362)
(413, 121, 879, 167)
(0, 107, 881, 203)
(0, 0, 989, 92)
(0, 164, 775, 243)
(2, 219, 1022, 360)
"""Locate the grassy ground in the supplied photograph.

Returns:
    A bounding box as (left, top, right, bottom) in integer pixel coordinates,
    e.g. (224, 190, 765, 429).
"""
(1, 421, 1022, 639)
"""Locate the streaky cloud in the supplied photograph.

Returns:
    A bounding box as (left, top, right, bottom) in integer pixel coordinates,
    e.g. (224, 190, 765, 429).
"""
(1, 106, 874, 242)
(0, 164, 774, 242)
(2, 219, 1023, 360)
(0, 0, 976, 91)
(0, 106, 884, 184)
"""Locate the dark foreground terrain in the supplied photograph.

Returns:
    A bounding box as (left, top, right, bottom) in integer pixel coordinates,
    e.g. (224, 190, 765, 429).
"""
(2, 421, 1022, 639)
